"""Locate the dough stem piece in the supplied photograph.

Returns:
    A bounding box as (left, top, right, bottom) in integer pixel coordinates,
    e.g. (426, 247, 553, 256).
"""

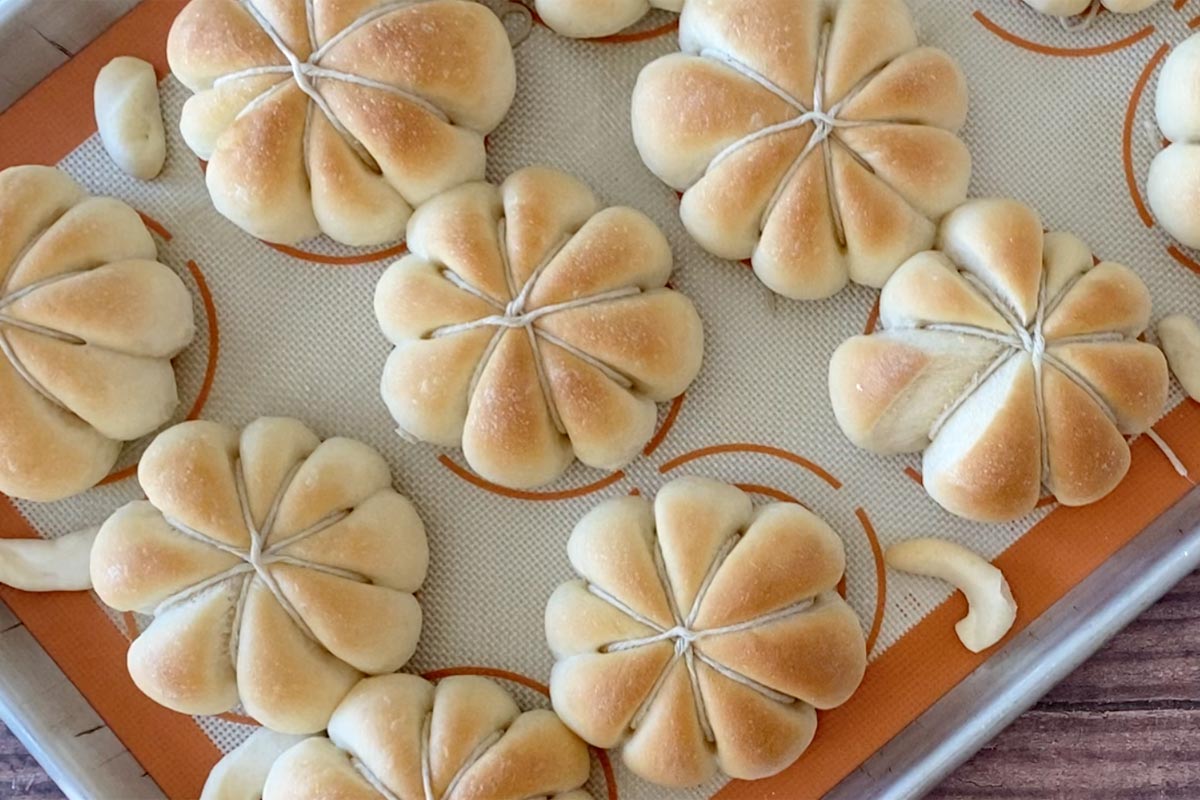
(885, 538, 1017, 653)
(0, 526, 99, 592)
(1158, 314, 1200, 402)
(94, 57, 166, 180)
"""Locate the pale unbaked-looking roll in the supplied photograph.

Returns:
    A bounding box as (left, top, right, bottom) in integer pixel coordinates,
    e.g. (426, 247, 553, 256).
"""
(1151, 33, 1200, 248)
(94, 56, 167, 180)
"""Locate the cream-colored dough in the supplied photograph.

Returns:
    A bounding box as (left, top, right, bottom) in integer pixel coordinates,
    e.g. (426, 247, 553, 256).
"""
(0, 527, 99, 592)
(94, 56, 167, 180)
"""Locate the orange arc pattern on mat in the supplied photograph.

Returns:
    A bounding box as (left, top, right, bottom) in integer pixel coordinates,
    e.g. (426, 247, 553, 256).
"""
(1123, 44, 1171, 228)
(659, 443, 844, 489)
(438, 455, 627, 500)
(855, 507, 887, 656)
(263, 239, 408, 266)
(973, 10, 1155, 57)
(1168, 245, 1200, 274)
(98, 256, 221, 487)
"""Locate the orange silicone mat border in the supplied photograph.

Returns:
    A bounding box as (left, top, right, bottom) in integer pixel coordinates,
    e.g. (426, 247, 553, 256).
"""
(2, 2, 1200, 798)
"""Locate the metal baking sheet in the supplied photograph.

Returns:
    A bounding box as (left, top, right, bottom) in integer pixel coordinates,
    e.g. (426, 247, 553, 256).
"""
(1, 2, 1199, 798)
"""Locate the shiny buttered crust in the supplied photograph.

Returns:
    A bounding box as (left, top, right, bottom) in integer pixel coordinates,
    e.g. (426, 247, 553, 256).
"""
(168, 0, 516, 246)
(631, 0, 970, 300)
(829, 198, 1169, 522)
(261, 674, 593, 800)
(535, 0, 682, 38)
(545, 477, 867, 787)
(374, 166, 704, 490)
(0, 165, 194, 502)
(1151, 33, 1200, 248)
(90, 417, 429, 734)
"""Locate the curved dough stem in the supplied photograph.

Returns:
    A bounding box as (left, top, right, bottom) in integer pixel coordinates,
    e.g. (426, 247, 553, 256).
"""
(885, 537, 1017, 653)
(0, 526, 99, 592)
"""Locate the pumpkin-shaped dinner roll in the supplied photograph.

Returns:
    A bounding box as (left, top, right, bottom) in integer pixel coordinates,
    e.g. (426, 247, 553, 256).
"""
(374, 166, 704, 490)
(829, 198, 1169, 522)
(0, 166, 194, 502)
(535, 0, 682, 39)
(261, 674, 593, 800)
(168, 0, 516, 245)
(90, 417, 428, 734)
(631, 0, 970, 300)
(545, 477, 867, 787)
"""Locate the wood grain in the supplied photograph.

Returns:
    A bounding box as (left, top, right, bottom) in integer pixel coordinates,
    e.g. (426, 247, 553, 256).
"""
(0, 570, 1197, 798)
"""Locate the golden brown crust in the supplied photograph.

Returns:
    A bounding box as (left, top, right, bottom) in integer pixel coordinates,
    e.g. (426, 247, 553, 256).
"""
(1042, 367, 1131, 506)
(91, 418, 428, 734)
(632, 0, 969, 299)
(375, 167, 704, 490)
(830, 198, 1167, 521)
(546, 477, 866, 787)
(0, 167, 194, 502)
(169, 0, 516, 245)
(263, 674, 592, 800)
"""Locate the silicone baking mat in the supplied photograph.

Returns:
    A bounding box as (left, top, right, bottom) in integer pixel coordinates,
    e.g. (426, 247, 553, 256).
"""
(1, 1, 1199, 798)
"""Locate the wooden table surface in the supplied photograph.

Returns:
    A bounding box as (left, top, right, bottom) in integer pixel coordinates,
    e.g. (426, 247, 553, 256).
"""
(1, 569, 1197, 799)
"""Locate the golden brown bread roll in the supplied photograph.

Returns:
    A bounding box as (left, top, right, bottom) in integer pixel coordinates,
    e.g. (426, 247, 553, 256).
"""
(0, 165, 194, 502)
(535, 0, 682, 38)
(545, 476, 866, 787)
(630, 0, 970, 299)
(90, 417, 428, 734)
(168, 0, 516, 246)
(260, 674, 593, 800)
(829, 198, 1169, 522)
(374, 165, 704, 490)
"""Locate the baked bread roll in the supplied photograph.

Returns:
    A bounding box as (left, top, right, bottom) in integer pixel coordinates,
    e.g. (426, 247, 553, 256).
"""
(168, 0, 516, 246)
(535, 0, 682, 38)
(545, 476, 866, 787)
(261, 674, 593, 800)
(630, 0, 970, 300)
(0, 165, 194, 502)
(374, 166, 704, 490)
(90, 417, 428, 734)
(829, 198, 1169, 522)
(1150, 33, 1200, 249)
